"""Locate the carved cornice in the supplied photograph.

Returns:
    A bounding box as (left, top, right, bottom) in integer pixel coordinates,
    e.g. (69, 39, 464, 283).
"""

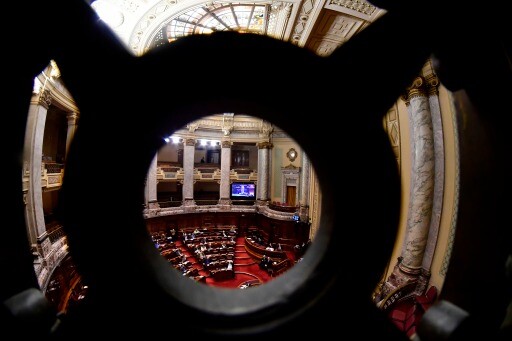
(328, 0, 377, 16)
(282, 164, 300, 171)
(257, 141, 273, 149)
(187, 123, 199, 133)
(259, 120, 274, 139)
(222, 113, 234, 136)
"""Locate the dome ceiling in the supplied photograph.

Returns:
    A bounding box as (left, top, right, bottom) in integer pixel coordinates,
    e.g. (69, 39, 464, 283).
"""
(90, 0, 385, 56)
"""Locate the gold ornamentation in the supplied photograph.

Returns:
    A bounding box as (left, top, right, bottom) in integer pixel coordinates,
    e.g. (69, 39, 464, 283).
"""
(425, 74, 439, 96)
(257, 141, 273, 149)
(402, 76, 427, 104)
(38, 89, 52, 109)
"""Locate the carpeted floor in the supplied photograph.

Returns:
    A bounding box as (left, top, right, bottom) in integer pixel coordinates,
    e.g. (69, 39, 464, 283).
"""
(204, 237, 273, 289)
(175, 236, 279, 289)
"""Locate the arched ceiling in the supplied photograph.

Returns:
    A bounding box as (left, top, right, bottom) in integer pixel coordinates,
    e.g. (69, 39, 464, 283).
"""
(90, 0, 385, 56)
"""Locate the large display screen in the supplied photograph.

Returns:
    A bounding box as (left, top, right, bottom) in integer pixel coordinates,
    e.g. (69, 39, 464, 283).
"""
(230, 182, 256, 199)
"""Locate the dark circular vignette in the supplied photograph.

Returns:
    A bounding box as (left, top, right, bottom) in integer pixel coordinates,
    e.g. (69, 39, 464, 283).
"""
(53, 24, 402, 340)
(2, 1, 511, 340)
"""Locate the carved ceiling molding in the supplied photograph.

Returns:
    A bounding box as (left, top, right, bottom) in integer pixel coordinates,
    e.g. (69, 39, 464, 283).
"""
(98, 0, 385, 57)
(326, 0, 378, 19)
(128, 0, 186, 55)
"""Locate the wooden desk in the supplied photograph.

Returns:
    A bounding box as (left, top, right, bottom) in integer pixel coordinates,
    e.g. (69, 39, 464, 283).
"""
(244, 237, 287, 260)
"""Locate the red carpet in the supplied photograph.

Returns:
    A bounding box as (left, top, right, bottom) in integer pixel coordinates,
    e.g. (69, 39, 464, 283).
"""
(171, 237, 281, 289)
(205, 237, 273, 289)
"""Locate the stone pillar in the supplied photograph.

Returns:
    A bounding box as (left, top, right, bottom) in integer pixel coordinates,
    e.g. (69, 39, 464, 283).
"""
(145, 154, 159, 210)
(218, 140, 232, 205)
(23, 90, 51, 255)
(379, 76, 436, 299)
(182, 138, 196, 206)
(256, 142, 272, 204)
(401, 76, 435, 273)
(299, 151, 311, 220)
(65, 112, 79, 158)
(417, 71, 444, 293)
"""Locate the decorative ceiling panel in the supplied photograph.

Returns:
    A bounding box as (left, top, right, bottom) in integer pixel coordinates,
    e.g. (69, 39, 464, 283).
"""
(305, 11, 364, 56)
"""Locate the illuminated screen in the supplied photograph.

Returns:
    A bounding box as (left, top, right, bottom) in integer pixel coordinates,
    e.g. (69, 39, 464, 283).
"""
(231, 183, 256, 199)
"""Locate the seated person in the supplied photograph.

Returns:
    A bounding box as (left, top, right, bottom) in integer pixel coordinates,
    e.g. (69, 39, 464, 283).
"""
(265, 244, 274, 251)
(194, 227, 200, 234)
(259, 255, 269, 270)
(267, 259, 275, 274)
(230, 226, 236, 233)
(226, 260, 233, 270)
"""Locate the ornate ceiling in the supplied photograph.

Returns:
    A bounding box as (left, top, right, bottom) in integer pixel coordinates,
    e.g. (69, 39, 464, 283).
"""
(90, 0, 385, 56)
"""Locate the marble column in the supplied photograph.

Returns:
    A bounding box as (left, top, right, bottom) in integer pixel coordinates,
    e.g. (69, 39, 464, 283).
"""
(257, 142, 272, 204)
(23, 90, 51, 254)
(417, 72, 444, 293)
(218, 140, 232, 205)
(299, 151, 311, 220)
(182, 138, 196, 206)
(379, 76, 436, 300)
(145, 154, 159, 209)
(400, 76, 435, 274)
(65, 112, 79, 158)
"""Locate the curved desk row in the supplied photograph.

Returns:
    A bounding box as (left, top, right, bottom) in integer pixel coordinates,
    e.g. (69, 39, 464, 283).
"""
(244, 237, 287, 260)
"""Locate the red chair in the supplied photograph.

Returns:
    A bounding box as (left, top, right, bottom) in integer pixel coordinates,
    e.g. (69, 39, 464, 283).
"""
(389, 303, 417, 332)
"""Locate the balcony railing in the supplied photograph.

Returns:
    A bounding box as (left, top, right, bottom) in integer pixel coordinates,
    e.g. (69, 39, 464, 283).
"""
(158, 201, 182, 208)
(268, 202, 298, 213)
(156, 165, 258, 182)
(46, 224, 66, 244)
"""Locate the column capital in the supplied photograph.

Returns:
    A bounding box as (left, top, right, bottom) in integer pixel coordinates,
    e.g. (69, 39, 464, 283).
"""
(425, 73, 440, 96)
(185, 138, 196, 146)
(67, 112, 79, 124)
(32, 89, 52, 109)
(221, 140, 232, 148)
(257, 141, 273, 149)
(402, 76, 427, 104)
